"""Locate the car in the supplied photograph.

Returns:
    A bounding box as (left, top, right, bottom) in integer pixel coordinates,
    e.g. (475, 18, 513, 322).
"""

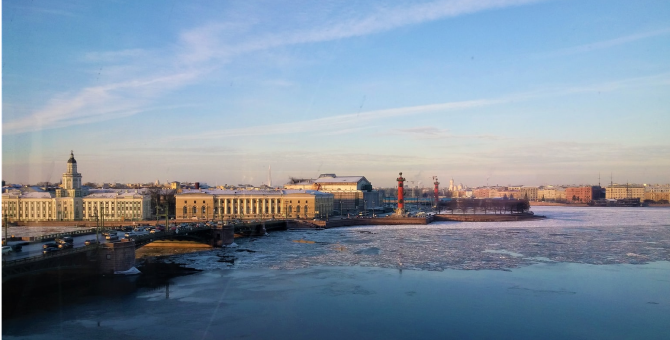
(58, 242, 74, 249)
(56, 236, 74, 244)
(105, 234, 119, 241)
(10, 244, 23, 252)
(124, 232, 136, 238)
(2, 246, 11, 254)
(102, 231, 116, 236)
(43, 247, 59, 254)
(84, 239, 99, 246)
(43, 242, 59, 249)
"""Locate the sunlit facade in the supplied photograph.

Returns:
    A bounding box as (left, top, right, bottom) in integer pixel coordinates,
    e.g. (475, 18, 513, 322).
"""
(175, 189, 334, 220)
(2, 152, 151, 222)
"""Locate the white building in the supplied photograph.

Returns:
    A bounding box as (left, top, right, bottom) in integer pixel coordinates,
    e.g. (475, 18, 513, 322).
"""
(284, 174, 383, 213)
(2, 151, 152, 222)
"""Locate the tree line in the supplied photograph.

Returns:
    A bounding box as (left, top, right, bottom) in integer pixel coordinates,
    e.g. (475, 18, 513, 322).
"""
(438, 198, 530, 214)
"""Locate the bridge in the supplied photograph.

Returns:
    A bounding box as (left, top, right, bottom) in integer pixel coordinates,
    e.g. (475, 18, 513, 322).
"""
(2, 224, 221, 282)
(3, 217, 428, 282)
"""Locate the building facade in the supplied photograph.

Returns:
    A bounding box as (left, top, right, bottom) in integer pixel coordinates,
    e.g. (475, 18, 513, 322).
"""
(284, 174, 382, 214)
(606, 185, 645, 200)
(2, 152, 151, 222)
(175, 189, 334, 220)
(565, 186, 601, 203)
(82, 190, 152, 221)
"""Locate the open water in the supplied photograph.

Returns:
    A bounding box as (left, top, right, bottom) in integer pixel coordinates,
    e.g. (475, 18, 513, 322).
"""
(3, 207, 670, 339)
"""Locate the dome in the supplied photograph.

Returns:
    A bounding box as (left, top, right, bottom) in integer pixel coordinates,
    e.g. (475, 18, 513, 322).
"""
(67, 151, 77, 164)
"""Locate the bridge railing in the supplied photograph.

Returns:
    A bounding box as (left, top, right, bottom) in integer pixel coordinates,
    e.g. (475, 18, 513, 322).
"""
(3, 225, 215, 267)
(29, 228, 98, 242)
(1, 244, 97, 268)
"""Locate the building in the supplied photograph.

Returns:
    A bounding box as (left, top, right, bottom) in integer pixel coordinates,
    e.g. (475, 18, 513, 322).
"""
(82, 190, 152, 221)
(644, 184, 670, 203)
(606, 184, 645, 200)
(175, 189, 334, 220)
(2, 151, 152, 222)
(565, 186, 601, 203)
(538, 186, 557, 201)
(284, 174, 382, 214)
(519, 186, 538, 201)
(472, 187, 490, 199)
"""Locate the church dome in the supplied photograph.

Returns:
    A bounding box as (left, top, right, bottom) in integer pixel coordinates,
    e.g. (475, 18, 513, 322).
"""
(67, 151, 77, 164)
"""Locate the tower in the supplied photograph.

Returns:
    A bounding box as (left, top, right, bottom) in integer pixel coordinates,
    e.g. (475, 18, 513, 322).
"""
(396, 172, 406, 215)
(58, 151, 83, 197)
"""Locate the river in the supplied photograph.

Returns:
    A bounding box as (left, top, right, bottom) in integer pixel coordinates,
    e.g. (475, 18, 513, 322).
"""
(3, 206, 670, 339)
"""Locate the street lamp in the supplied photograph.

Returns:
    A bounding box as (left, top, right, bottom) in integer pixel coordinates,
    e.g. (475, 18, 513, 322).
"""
(364, 199, 367, 217)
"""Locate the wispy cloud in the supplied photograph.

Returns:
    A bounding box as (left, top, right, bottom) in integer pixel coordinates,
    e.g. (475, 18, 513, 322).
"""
(3, 0, 545, 135)
(9, 5, 77, 17)
(3, 71, 199, 134)
(173, 72, 670, 141)
(536, 27, 670, 58)
(84, 49, 149, 63)
(174, 98, 503, 141)
(178, 0, 546, 64)
(393, 127, 504, 140)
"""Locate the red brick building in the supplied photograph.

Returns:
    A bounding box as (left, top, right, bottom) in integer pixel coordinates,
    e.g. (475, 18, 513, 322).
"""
(566, 186, 601, 203)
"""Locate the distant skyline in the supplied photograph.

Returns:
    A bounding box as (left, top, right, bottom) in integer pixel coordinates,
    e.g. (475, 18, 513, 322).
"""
(3, 0, 669, 187)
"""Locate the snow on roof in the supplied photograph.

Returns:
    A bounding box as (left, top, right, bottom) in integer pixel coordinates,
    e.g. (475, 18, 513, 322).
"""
(314, 176, 365, 184)
(19, 192, 54, 199)
(88, 188, 149, 194)
(179, 189, 332, 196)
(84, 190, 147, 199)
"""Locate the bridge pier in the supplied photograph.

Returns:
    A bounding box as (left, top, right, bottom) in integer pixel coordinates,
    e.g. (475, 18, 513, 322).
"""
(212, 226, 235, 247)
(250, 223, 267, 237)
(97, 240, 136, 275)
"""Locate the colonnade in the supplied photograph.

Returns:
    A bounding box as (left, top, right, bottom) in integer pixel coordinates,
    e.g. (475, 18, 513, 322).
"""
(216, 197, 283, 217)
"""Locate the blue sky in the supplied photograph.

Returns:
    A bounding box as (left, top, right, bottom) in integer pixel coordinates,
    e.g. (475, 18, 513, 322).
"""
(3, 0, 669, 188)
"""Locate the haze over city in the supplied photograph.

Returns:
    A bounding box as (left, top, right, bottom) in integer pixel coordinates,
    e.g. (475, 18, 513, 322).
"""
(3, 0, 669, 187)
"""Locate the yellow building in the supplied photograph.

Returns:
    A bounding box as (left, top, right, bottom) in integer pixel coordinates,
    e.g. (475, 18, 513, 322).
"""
(175, 189, 334, 220)
(644, 192, 670, 202)
(82, 190, 152, 221)
(606, 185, 645, 200)
(284, 174, 382, 214)
(2, 151, 152, 222)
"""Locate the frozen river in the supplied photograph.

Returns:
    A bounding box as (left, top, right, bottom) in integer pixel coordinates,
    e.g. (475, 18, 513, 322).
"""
(3, 207, 670, 339)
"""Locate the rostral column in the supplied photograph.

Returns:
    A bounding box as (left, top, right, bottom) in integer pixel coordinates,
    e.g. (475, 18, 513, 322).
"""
(396, 172, 406, 216)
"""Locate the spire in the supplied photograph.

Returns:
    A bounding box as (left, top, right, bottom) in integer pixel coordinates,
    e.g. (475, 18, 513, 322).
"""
(67, 150, 77, 164)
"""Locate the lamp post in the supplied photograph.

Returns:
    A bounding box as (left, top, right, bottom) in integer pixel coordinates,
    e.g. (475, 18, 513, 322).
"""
(372, 200, 375, 218)
(364, 199, 367, 217)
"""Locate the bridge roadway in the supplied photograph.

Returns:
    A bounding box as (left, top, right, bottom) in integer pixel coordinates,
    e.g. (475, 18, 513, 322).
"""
(2, 226, 213, 270)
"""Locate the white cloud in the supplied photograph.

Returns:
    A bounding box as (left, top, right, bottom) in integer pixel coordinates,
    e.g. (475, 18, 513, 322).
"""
(173, 72, 670, 142)
(3, 71, 199, 134)
(536, 27, 670, 58)
(1, 0, 548, 135)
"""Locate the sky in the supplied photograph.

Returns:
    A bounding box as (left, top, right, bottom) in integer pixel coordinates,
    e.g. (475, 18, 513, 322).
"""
(2, 0, 669, 188)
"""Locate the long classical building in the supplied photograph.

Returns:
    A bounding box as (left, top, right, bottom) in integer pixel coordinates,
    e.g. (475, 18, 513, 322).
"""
(606, 184, 645, 200)
(284, 174, 383, 214)
(175, 189, 334, 220)
(2, 151, 151, 222)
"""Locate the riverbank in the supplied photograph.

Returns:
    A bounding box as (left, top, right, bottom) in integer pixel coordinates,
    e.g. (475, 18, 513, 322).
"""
(434, 213, 546, 222)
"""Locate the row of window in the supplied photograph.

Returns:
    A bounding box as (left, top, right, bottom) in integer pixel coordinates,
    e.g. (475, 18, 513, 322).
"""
(180, 205, 310, 215)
